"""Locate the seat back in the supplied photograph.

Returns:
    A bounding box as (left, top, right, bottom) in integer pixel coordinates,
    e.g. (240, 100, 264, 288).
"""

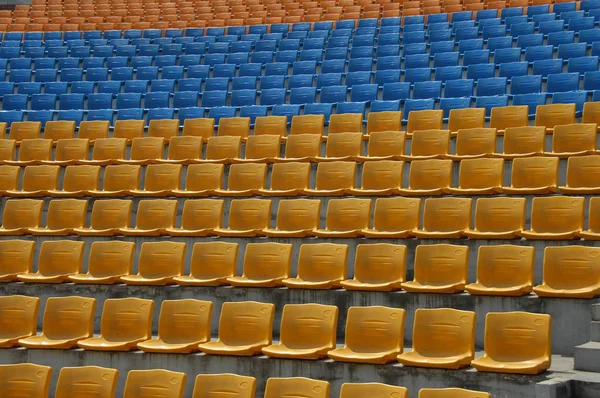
(264, 378, 330, 398)
(185, 164, 224, 192)
(473, 197, 526, 233)
(38, 240, 85, 276)
(124, 369, 186, 398)
(0, 295, 39, 340)
(284, 134, 321, 158)
(92, 138, 127, 161)
(0, 140, 15, 161)
(341, 383, 407, 398)
(45, 121, 75, 141)
(565, 155, 600, 190)
(157, 299, 213, 344)
(280, 303, 338, 350)
(55, 366, 119, 398)
(54, 138, 89, 162)
(407, 159, 453, 191)
(182, 118, 215, 139)
(205, 136, 242, 160)
(365, 131, 405, 158)
(10, 121, 41, 141)
(254, 116, 287, 137)
(18, 138, 52, 161)
(189, 241, 237, 279)
(227, 163, 268, 191)
(535, 103, 576, 129)
(245, 135, 281, 160)
(315, 161, 356, 190)
(113, 120, 145, 140)
(530, 196, 584, 233)
(144, 164, 181, 191)
(372, 197, 421, 232)
(324, 198, 371, 231)
(407, 110, 443, 134)
(366, 111, 402, 134)
(274, 199, 320, 232)
(418, 388, 491, 398)
(448, 108, 486, 132)
(129, 137, 165, 161)
(100, 298, 154, 341)
(242, 242, 293, 280)
(502, 126, 545, 155)
(79, 121, 110, 140)
(227, 199, 272, 230)
(134, 199, 177, 230)
(22, 165, 60, 192)
(457, 158, 504, 190)
(291, 114, 324, 135)
(0, 240, 35, 277)
(45, 199, 88, 230)
(455, 128, 496, 156)
(41, 296, 95, 340)
(329, 113, 363, 134)
(510, 156, 559, 189)
(324, 132, 362, 158)
(410, 129, 450, 157)
(192, 374, 257, 398)
(297, 243, 348, 283)
(62, 165, 100, 193)
(148, 119, 179, 140)
(361, 160, 403, 191)
(0, 363, 51, 397)
(542, 246, 600, 290)
(354, 244, 406, 285)
(476, 244, 534, 289)
(413, 244, 469, 286)
(412, 308, 475, 358)
(344, 306, 405, 354)
(489, 105, 528, 130)
(269, 162, 311, 191)
(1, 199, 43, 229)
(167, 136, 203, 160)
(552, 123, 597, 154)
(218, 301, 275, 346)
(138, 241, 185, 278)
(89, 199, 132, 230)
(0, 165, 19, 191)
(218, 117, 251, 138)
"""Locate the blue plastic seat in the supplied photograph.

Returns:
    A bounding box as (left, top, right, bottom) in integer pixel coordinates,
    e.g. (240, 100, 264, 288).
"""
(488, 37, 513, 52)
(498, 61, 528, 79)
(346, 71, 372, 87)
(581, 0, 600, 11)
(57, 110, 84, 125)
(532, 59, 563, 77)
(466, 64, 495, 80)
(325, 48, 349, 60)
(230, 89, 257, 107)
(350, 84, 378, 103)
(353, 35, 375, 48)
(9, 70, 32, 84)
(24, 48, 45, 59)
(165, 29, 184, 38)
(578, 29, 600, 46)
(2, 94, 28, 111)
(205, 78, 229, 92)
(350, 46, 374, 59)
(494, 48, 522, 65)
(232, 77, 257, 91)
(374, 69, 401, 87)
(0, 110, 24, 127)
(208, 42, 229, 54)
(34, 69, 57, 83)
(528, 4, 550, 17)
(271, 104, 300, 124)
(382, 82, 411, 101)
(116, 93, 142, 109)
(547, 72, 580, 92)
(27, 111, 53, 128)
(131, 58, 152, 70)
(260, 76, 285, 90)
(93, 46, 115, 58)
(155, 55, 177, 68)
(44, 82, 68, 96)
(30, 94, 55, 111)
(10, 58, 32, 70)
(161, 66, 184, 81)
(412, 81, 440, 99)
(403, 31, 426, 45)
(429, 29, 452, 43)
(254, 41, 276, 53)
(71, 46, 91, 58)
(259, 88, 285, 106)
(455, 27, 478, 42)
(524, 45, 554, 63)
(502, 7, 524, 19)
(275, 50, 298, 64)
(103, 30, 122, 40)
(179, 55, 201, 68)
(547, 31, 575, 47)
(568, 56, 599, 74)
(87, 93, 113, 110)
(290, 87, 316, 105)
(452, 11, 472, 22)
(0, 47, 20, 59)
(475, 95, 509, 116)
(348, 57, 374, 72)
(513, 93, 546, 117)
(429, 41, 455, 56)
(378, 33, 400, 46)
(112, 39, 131, 47)
(321, 59, 345, 74)
(177, 107, 204, 124)
(185, 43, 206, 55)
(144, 92, 170, 109)
(228, 52, 249, 65)
(557, 43, 586, 60)
(239, 106, 267, 124)
(444, 78, 474, 98)
(85, 68, 108, 82)
(432, 52, 459, 68)
(208, 107, 236, 125)
(583, 71, 600, 90)
(428, 14, 449, 24)
(370, 100, 401, 112)
(405, 54, 430, 69)
(553, 91, 586, 113)
(403, 99, 435, 121)
(516, 34, 544, 50)
(376, 56, 401, 70)
(317, 73, 342, 88)
(173, 91, 199, 109)
(124, 80, 149, 94)
(116, 108, 144, 121)
(17, 82, 41, 95)
(303, 103, 331, 122)
(203, 54, 226, 66)
(82, 57, 104, 70)
(477, 77, 507, 96)
(106, 56, 128, 69)
(59, 93, 85, 110)
(554, 1, 577, 14)
(187, 65, 210, 80)
(463, 49, 490, 66)
(136, 66, 158, 81)
(251, 51, 274, 64)
(403, 15, 424, 25)
(538, 20, 564, 35)
(482, 25, 506, 40)
(265, 62, 289, 76)
(336, 102, 365, 116)
(568, 17, 595, 32)
(458, 39, 484, 55)
(433, 66, 461, 82)
(321, 85, 348, 103)
(288, 75, 314, 89)
(510, 75, 542, 94)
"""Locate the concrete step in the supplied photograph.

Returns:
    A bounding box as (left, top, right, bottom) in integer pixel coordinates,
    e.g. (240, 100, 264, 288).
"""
(574, 342, 600, 372)
(591, 321, 600, 342)
(592, 304, 600, 322)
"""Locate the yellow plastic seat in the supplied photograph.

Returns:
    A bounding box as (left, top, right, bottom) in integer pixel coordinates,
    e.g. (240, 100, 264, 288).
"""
(519, 196, 584, 239)
(44, 138, 89, 166)
(418, 388, 491, 398)
(504, 156, 559, 194)
(173, 164, 223, 196)
(6, 138, 52, 166)
(328, 113, 363, 135)
(121, 241, 185, 285)
(466, 245, 534, 296)
(215, 163, 267, 196)
(0, 139, 15, 163)
(118, 137, 165, 165)
(113, 119, 144, 140)
(119, 199, 177, 236)
(131, 164, 182, 196)
(0, 363, 51, 397)
(78, 298, 154, 351)
(580, 197, 600, 239)
(0, 122, 7, 139)
(341, 244, 406, 291)
(350, 160, 404, 196)
(535, 103, 576, 131)
(74, 199, 132, 236)
(203, 135, 242, 164)
(236, 135, 281, 163)
(182, 117, 215, 140)
(29, 198, 88, 235)
(447, 128, 496, 160)
(0, 240, 35, 281)
(340, 383, 407, 398)
(328, 306, 405, 364)
(164, 199, 224, 236)
(78, 120, 109, 141)
(406, 110, 443, 134)
(413, 197, 472, 239)
(160, 136, 203, 164)
(148, 119, 179, 140)
(55, 366, 119, 398)
(366, 111, 402, 135)
(448, 108, 486, 133)
(356, 131, 405, 161)
(0, 199, 43, 235)
(198, 301, 275, 356)
(213, 199, 271, 237)
(49, 165, 99, 197)
(277, 134, 321, 162)
(6, 164, 60, 197)
(192, 374, 256, 398)
(489, 105, 529, 131)
(79, 138, 127, 165)
(10, 121, 41, 142)
(533, 246, 600, 298)
(496, 126, 546, 158)
(228, 242, 293, 287)
(282, 243, 347, 289)
(254, 115, 287, 137)
(471, 311, 551, 374)
(316, 132, 362, 161)
(560, 155, 600, 194)
(397, 308, 475, 369)
(174, 241, 237, 286)
(404, 129, 450, 159)
(69, 241, 135, 284)
(138, 299, 213, 353)
(17, 240, 85, 283)
(218, 117, 251, 138)
(263, 199, 320, 237)
(463, 197, 526, 239)
(0, 295, 39, 347)
(449, 158, 504, 195)
(0, 165, 18, 193)
(401, 244, 468, 293)
(400, 159, 453, 196)
(18, 296, 95, 349)
(258, 162, 311, 196)
(583, 101, 600, 126)
(291, 114, 325, 136)
(264, 378, 330, 398)
(89, 165, 140, 196)
(44, 120, 75, 142)
(123, 369, 186, 398)
(303, 161, 355, 196)
(313, 198, 371, 238)
(550, 123, 597, 157)
(361, 197, 420, 238)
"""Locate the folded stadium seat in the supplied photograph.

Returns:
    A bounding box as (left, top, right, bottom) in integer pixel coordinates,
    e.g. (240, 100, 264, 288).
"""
(213, 199, 271, 237)
(489, 105, 529, 132)
(214, 163, 267, 196)
(264, 378, 330, 398)
(447, 108, 486, 133)
(350, 160, 404, 196)
(583, 102, 600, 126)
(520, 196, 585, 240)
(402, 242, 468, 291)
(120, 241, 185, 286)
(276, 135, 321, 162)
(535, 103, 576, 132)
(29, 199, 88, 235)
(282, 243, 348, 289)
(366, 111, 402, 134)
(447, 128, 497, 160)
(226, 242, 294, 287)
(115, 137, 165, 166)
(68, 241, 134, 284)
(466, 244, 535, 296)
(472, 311, 551, 374)
(170, 165, 224, 198)
(112, 119, 144, 141)
(550, 123, 597, 157)
(119, 199, 177, 236)
(315, 132, 362, 162)
(18, 296, 95, 349)
(158, 137, 203, 165)
(328, 113, 363, 136)
(312, 198, 371, 238)
(397, 159, 453, 196)
(0, 295, 39, 346)
(495, 126, 546, 158)
(199, 301, 275, 356)
(73, 199, 132, 237)
(413, 198, 472, 239)
(5, 138, 53, 166)
(54, 366, 119, 398)
(419, 388, 491, 397)
(192, 374, 256, 398)
(137, 299, 213, 354)
(449, 159, 505, 195)
(77, 138, 127, 166)
(406, 110, 443, 136)
(17, 240, 85, 283)
(504, 156, 559, 194)
(341, 383, 407, 398)
(77, 121, 109, 142)
(9, 121, 41, 142)
(263, 199, 321, 238)
(300, 161, 355, 196)
(202, 136, 242, 164)
(262, 303, 338, 359)
(360, 197, 421, 238)
(217, 117, 251, 139)
(0, 199, 44, 235)
(235, 135, 281, 163)
(128, 164, 181, 196)
(463, 197, 526, 239)
(174, 241, 237, 286)
(87, 165, 140, 198)
(0, 140, 15, 163)
(404, 130, 450, 160)
(339, 243, 407, 291)
(147, 119, 179, 141)
(43, 121, 75, 143)
(123, 370, 185, 398)
(257, 162, 311, 196)
(181, 118, 214, 140)
(397, 308, 475, 368)
(354, 132, 405, 162)
(254, 115, 287, 137)
(0, 364, 51, 396)
(164, 198, 224, 237)
(4, 165, 59, 197)
(290, 114, 325, 136)
(561, 155, 600, 194)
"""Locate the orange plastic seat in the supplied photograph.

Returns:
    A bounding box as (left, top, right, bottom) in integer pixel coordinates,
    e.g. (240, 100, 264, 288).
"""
(68, 240, 134, 284)
(202, 136, 242, 164)
(123, 369, 186, 398)
(119, 199, 177, 236)
(0, 165, 18, 193)
(55, 366, 119, 398)
(360, 197, 420, 238)
(182, 118, 214, 140)
(258, 162, 311, 196)
(213, 199, 271, 237)
(328, 306, 405, 364)
(357, 131, 405, 161)
(172, 164, 223, 196)
(18, 296, 96, 349)
(313, 198, 371, 238)
(192, 374, 256, 398)
(560, 155, 600, 194)
(118, 137, 165, 165)
(340, 244, 406, 291)
(291, 114, 325, 136)
(73, 199, 132, 236)
(227, 242, 293, 287)
(366, 111, 402, 135)
(413, 197, 472, 239)
(316, 132, 362, 161)
(407, 110, 443, 134)
(10, 121, 41, 142)
(447, 128, 496, 160)
(0, 199, 43, 235)
(419, 388, 491, 398)
(533, 246, 600, 298)
(148, 119, 179, 141)
(405, 129, 450, 160)
(0, 139, 15, 163)
(46, 138, 89, 166)
(448, 108, 486, 133)
(79, 138, 127, 165)
(78, 120, 109, 141)
(277, 134, 321, 162)
(237, 135, 281, 163)
(503, 156, 559, 194)
(519, 196, 584, 240)
(471, 312, 551, 374)
(78, 298, 154, 351)
(350, 160, 404, 196)
(0, 295, 39, 347)
(282, 243, 348, 289)
(463, 197, 526, 239)
(490, 105, 529, 131)
(90, 165, 139, 197)
(550, 123, 597, 157)
(160, 136, 203, 164)
(0, 363, 52, 396)
(6, 138, 52, 166)
(198, 301, 275, 356)
(397, 159, 452, 196)
(132, 164, 182, 196)
(328, 113, 363, 135)
(121, 241, 186, 285)
(6, 164, 60, 197)
(17, 240, 85, 283)
(264, 378, 330, 398)
(254, 115, 287, 137)
(29, 198, 88, 235)
(449, 158, 504, 195)
(303, 161, 356, 196)
(263, 199, 320, 237)
(341, 383, 407, 398)
(218, 117, 251, 139)
(0, 240, 35, 281)
(47, 165, 98, 197)
(215, 163, 267, 196)
(113, 120, 145, 140)
(401, 244, 469, 293)
(44, 121, 75, 142)
(174, 241, 237, 286)
(535, 103, 576, 131)
(262, 303, 338, 359)
(397, 308, 475, 369)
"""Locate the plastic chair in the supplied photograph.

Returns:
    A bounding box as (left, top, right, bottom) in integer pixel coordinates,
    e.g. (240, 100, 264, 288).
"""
(418, 388, 491, 398)
(5, 165, 60, 197)
(29, 198, 88, 235)
(0, 199, 44, 235)
(123, 369, 186, 398)
(0, 295, 39, 346)
(560, 155, 600, 194)
(213, 199, 271, 237)
(55, 366, 119, 398)
(69, 241, 135, 284)
(398, 159, 452, 196)
(0, 363, 51, 396)
(226, 242, 293, 287)
(17, 240, 85, 283)
(496, 126, 545, 158)
(262, 199, 320, 238)
(173, 241, 237, 286)
(282, 243, 348, 289)
(504, 156, 559, 194)
(192, 374, 257, 398)
(412, 198, 472, 239)
(519, 196, 584, 240)
(313, 198, 371, 238)
(119, 199, 177, 236)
